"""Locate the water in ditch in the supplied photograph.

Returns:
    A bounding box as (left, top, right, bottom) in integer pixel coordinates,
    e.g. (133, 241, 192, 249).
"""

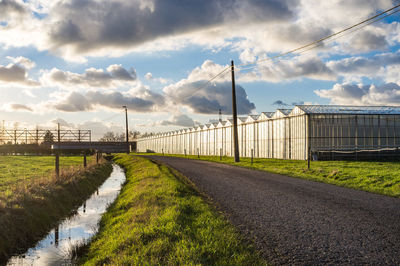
(7, 164, 126, 266)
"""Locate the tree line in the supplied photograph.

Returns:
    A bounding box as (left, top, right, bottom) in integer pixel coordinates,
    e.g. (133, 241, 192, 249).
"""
(99, 130, 155, 141)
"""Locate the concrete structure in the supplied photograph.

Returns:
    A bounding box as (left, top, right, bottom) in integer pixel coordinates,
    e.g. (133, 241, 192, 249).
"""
(52, 141, 137, 153)
(137, 105, 400, 160)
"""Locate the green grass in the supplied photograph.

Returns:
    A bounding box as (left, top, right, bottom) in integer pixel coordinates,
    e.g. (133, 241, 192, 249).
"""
(0, 155, 93, 192)
(138, 153, 400, 198)
(0, 156, 111, 263)
(0, 155, 95, 205)
(80, 155, 265, 265)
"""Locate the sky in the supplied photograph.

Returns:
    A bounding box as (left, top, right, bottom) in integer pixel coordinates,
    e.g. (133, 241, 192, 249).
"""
(1, 0, 400, 139)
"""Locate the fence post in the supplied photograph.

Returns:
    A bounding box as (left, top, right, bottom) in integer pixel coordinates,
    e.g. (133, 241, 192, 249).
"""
(162, 149, 164, 156)
(55, 123, 60, 178)
(197, 148, 200, 158)
(251, 148, 253, 165)
(55, 154, 59, 178)
(220, 148, 222, 161)
(83, 152, 87, 168)
(307, 115, 311, 170)
(184, 149, 186, 157)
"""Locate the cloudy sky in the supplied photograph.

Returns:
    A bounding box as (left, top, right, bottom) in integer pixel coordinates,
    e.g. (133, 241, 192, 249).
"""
(1, 0, 400, 139)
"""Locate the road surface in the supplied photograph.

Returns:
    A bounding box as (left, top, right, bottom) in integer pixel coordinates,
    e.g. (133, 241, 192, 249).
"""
(147, 156, 400, 265)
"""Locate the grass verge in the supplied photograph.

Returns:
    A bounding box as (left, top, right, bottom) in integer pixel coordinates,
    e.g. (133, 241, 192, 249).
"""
(138, 153, 400, 198)
(0, 158, 112, 264)
(79, 154, 265, 265)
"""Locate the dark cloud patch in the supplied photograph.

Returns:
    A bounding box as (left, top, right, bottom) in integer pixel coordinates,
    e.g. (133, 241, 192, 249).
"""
(10, 103, 33, 112)
(273, 100, 289, 106)
(54, 92, 92, 112)
(108, 65, 137, 80)
(276, 23, 332, 46)
(315, 82, 400, 105)
(53, 90, 158, 112)
(0, 0, 27, 18)
(187, 95, 223, 114)
(328, 51, 400, 77)
(349, 30, 388, 52)
(87, 91, 155, 112)
(160, 114, 196, 127)
(252, 57, 335, 82)
(0, 64, 26, 82)
(165, 81, 255, 114)
(273, 100, 304, 107)
(48, 0, 295, 53)
(44, 65, 136, 87)
(0, 63, 39, 86)
(50, 19, 83, 45)
(233, 0, 296, 22)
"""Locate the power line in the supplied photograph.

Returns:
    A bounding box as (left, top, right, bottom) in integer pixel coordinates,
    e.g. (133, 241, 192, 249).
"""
(193, 67, 231, 92)
(237, 3, 400, 70)
(188, 3, 400, 91)
(237, 7, 400, 72)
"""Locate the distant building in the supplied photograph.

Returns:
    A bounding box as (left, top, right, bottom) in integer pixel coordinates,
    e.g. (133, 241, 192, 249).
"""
(137, 105, 400, 160)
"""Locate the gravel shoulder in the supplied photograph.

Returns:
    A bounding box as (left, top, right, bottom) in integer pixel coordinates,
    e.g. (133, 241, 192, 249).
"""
(146, 155, 400, 265)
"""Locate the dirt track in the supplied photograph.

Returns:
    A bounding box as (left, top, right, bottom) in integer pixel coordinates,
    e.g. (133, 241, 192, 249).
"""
(148, 156, 400, 265)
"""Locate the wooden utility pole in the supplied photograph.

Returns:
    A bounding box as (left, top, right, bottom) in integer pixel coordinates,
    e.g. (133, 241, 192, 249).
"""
(231, 60, 240, 162)
(123, 106, 130, 154)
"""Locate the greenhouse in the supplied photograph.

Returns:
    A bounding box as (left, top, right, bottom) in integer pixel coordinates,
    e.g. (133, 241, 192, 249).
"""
(137, 105, 400, 160)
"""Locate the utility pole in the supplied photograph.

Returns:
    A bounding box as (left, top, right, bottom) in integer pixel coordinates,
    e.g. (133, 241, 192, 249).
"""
(123, 106, 130, 154)
(231, 60, 240, 162)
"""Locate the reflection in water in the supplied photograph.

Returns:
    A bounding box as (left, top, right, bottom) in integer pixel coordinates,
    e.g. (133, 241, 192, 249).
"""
(54, 226, 59, 248)
(7, 164, 126, 266)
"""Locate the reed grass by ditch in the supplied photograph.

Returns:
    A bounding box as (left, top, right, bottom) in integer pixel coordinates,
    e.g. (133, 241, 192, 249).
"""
(0, 156, 112, 264)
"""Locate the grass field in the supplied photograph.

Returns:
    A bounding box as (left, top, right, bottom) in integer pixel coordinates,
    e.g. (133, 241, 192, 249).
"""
(138, 153, 400, 198)
(79, 155, 265, 265)
(0, 155, 94, 202)
(0, 155, 93, 189)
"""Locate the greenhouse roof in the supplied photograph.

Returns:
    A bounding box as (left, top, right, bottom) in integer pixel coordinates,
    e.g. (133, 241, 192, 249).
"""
(277, 109, 292, 115)
(248, 115, 259, 120)
(296, 105, 400, 115)
(261, 112, 274, 117)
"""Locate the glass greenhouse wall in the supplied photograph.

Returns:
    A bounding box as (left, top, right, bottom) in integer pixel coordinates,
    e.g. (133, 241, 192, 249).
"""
(137, 105, 400, 160)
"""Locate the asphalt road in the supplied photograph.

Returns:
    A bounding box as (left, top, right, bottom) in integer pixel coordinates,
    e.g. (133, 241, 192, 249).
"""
(147, 156, 400, 265)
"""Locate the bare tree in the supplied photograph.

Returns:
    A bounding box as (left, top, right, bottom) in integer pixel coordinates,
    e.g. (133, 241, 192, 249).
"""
(141, 132, 155, 138)
(99, 132, 125, 142)
(129, 130, 141, 139)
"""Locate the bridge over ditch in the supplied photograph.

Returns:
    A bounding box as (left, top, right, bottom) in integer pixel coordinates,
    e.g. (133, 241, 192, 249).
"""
(52, 141, 137, 153)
